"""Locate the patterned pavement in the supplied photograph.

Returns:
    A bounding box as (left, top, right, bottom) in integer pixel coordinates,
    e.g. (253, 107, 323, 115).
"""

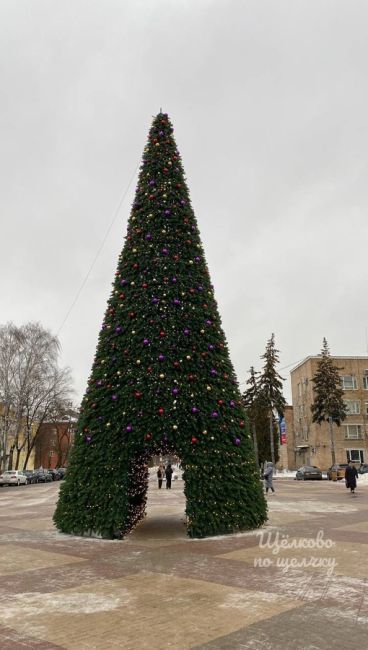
(0, 475, 367, 649)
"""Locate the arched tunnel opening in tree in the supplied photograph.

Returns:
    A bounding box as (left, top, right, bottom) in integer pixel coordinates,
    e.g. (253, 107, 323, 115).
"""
(54, 113, 267, 539)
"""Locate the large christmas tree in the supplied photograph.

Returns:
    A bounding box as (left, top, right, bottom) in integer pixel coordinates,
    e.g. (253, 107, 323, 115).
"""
(54, 113, 267, 538)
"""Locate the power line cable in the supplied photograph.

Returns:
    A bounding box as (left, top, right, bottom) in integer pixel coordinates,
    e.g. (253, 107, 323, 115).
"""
(57, 161, 140, 336)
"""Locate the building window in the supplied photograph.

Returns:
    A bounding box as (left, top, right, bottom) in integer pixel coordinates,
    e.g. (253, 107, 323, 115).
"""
(344, 400, 361, 415)
(365, 402, 368, 415)
(298, 405, 304, 417)
(346, 449, 364, 463)
(297, 383, 302, 397)
(344, 424, 362, 439)
(341, 375, 358, 390)
(363, 371, 368, 389)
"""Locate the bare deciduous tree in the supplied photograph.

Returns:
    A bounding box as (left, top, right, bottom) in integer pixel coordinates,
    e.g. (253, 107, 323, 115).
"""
(0, 322, 74, 470)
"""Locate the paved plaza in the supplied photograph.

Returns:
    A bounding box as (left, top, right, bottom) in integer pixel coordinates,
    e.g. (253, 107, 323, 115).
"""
(0, 476, 368, 649)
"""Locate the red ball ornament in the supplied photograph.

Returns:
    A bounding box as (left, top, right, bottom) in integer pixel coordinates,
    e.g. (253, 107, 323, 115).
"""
(218, 399, 224, 406)
(119, 293, 125, 299)
(191, 436, 198, 444)
(142, 283, 148, 289)
(173, 360, 180, 367)
(159, 331, 166, 338)
(134, 391, 142, 399)
(145, 433, 152, 440)
(158, 408, 165, 415)
(239, 420, 245, 428)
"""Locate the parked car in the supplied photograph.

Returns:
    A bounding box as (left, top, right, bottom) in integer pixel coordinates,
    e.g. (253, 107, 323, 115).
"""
(34, 469, 53, 483)
(48, 469, 62, 481)
(358, 463, 368, 475)
(0, 470, 28, 486)
(327, 463, 349, 481)
(57, 468, 67, 479)
(22, 470, 38, 484)
(295, 465, 323, 480)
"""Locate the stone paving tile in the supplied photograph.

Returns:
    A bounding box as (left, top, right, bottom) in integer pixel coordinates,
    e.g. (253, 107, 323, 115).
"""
(0, 479, 368, 649)
(193, 602, 368, 649)
(0, 624, 64, 649)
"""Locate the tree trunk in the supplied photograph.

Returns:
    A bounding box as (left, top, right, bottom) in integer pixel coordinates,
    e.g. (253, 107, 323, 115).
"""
(269, 411, 275, 467)
(328, 416, 336, 466)
(8, 445, 14, 470)
(14, 448, 21, 470)
(251, 420, 259, 469)
(22, 441, 35, 470)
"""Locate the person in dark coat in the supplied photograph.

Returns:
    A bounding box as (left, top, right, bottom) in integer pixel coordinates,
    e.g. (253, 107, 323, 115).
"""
(157, 465, 165, 489)
(165, 463, 173, 489)
(264, 462, 275, 494)
(345, 461, 358, 494)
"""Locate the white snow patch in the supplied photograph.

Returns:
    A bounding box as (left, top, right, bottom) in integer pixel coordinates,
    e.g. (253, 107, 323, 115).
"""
(268, 500, 358, 513)
(219, 591, 280, 610)
(1, 590, 130, 619)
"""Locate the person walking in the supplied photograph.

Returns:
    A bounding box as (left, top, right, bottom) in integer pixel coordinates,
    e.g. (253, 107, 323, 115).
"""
(157, 465, 165, 489)
(345, 460, 358, 495)
(264, 462, 275, 494)
(165, 463, 173, 489)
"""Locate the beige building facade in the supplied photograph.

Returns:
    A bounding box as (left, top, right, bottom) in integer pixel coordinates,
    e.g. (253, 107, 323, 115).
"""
(290, 356, 368, 470)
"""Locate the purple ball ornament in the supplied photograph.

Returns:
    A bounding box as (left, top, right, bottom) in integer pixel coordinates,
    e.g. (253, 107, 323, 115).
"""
(172, 277, 177, 283)
(149, 180, 155, 186)
(120, 278, 128, 286)
(126, 424, 133, 433)
(145, 233, 152, 241)
(112, 394, 118, 401)
(234, 437, 241, 446)
(229, 400, 236, 408)
(164, 209, 171, 216)
(152, 297, 159, 304)
(85, 435, 92, 444)
(172, 387, 179, 396)
(115, 326, 123, 334)
(191, 407, 200, 414)
(211, 411, 219, 418)
(143, 338, 150, 345)
(206, 320, 212, 326)
(162, 248, 169, 255)
(173, 298, 181, 305)
(208, 344, 215, 351)
(194, 256, 201, 263)
(183, 328, 190, 336)
(158, 354, 165, 361)
(210, 368, 217, 376)
(197, 286, 203, 292)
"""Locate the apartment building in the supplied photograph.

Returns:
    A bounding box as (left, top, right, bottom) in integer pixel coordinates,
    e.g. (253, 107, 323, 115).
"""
(290, 356, 368, 470)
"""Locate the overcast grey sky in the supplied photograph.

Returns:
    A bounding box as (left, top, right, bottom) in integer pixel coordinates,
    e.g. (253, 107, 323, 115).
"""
(1, 0, 367, 404)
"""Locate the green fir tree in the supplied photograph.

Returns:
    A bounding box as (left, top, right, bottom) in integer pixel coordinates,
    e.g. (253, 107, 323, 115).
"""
(242, 366, 279, 468)
(311, 338, 347, 465)
(258, 334, 286, 466)
(54, 113, 267, 539)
